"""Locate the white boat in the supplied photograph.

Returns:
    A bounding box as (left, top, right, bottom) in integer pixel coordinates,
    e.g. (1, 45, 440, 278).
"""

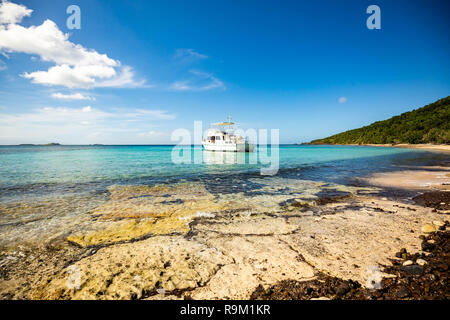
(202, 117, 255, 152)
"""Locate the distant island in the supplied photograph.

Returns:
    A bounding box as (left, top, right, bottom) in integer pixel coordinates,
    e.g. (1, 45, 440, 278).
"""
(19, 143, 61, 146)
(309, 96, 450, 145)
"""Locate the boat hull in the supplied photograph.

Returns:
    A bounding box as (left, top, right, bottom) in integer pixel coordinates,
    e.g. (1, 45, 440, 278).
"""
(202, 142, 255, 152)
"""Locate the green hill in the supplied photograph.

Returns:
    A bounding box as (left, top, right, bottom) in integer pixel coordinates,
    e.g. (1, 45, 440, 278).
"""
(310, 96, 450, 145)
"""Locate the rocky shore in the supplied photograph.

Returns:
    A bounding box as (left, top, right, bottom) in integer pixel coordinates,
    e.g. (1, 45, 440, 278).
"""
(251, 227, 449, 300)
(0, 167, 449, 300)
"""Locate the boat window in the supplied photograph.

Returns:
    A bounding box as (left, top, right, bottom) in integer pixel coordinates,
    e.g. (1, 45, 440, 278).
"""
(216, 136, 221, 140)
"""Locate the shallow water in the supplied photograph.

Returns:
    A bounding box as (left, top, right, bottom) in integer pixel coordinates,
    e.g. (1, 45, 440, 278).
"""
(0, 145, 447, 249)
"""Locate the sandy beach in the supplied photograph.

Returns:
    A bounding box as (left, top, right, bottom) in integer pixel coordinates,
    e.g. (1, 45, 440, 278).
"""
(363, 168, 450, 190)
(369, 144, 450, 153)
(1, 158, 448, 300)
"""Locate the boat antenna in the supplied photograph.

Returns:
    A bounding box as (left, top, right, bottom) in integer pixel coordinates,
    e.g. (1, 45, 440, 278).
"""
(227, 114, 232, 123)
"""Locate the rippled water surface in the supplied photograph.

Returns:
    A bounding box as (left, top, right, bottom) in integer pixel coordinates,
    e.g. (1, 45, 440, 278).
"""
(0, 145, 447, 249)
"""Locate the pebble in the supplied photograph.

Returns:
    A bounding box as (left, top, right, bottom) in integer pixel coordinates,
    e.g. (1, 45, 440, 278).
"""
(402, 260, 413, 266)
(156, 288, 166, 295)
(401, 264, 424, 276)
(421, 224, 436, 233)
(416, 259, 427, 266)
(395, 286, 411, 298)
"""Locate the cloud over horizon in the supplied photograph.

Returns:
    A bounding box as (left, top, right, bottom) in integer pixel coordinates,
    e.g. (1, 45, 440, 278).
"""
(0, 105, 176, 144)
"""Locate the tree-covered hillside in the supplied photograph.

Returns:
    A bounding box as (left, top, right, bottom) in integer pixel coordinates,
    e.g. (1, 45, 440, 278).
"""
(310, 96, 450, 145)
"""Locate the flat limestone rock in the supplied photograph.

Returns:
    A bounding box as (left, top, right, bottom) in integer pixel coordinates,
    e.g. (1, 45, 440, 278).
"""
(30, 236, 233, 300)
(189, 236, 315, 299)
(278, 197, 441, 284)
(193, 216, 300, 236)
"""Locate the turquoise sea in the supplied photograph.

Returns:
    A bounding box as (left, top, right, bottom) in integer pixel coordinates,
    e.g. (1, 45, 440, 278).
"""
(0, 145, 447, 199)
(0, 145, 447, 249)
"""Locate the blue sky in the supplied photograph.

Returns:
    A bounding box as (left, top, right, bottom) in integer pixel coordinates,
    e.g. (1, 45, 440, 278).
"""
(0, 0, 449, 144)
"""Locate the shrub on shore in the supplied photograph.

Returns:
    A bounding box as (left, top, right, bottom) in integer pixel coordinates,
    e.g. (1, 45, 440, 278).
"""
(310, 96, 450, 145)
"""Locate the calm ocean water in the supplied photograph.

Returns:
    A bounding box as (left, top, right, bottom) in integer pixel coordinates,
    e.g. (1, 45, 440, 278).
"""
(0, 145, 448, 249)
(0, 145, 447, 201)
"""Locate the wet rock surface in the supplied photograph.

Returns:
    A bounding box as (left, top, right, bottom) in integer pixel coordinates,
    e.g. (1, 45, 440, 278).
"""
(251, 229, 449, 300)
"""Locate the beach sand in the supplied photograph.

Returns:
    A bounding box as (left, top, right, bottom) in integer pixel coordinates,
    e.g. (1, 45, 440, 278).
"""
(364, 169, 450, 190)
(351, 144, 450, 153)
(391, 144, 450, 153)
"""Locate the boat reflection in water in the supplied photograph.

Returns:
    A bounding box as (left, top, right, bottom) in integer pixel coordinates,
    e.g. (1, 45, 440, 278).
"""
(202, 150, 243, 165)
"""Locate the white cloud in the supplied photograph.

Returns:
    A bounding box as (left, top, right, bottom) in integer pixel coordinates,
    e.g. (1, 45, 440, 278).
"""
(51, 92, 95, 101)
(138, 130, 166, 137)
(121, 109, 176, 120)
(0, 106, 108, 124)
(170, 70, 225, 91)
(0, 1, 144, 88)
(174, 48, 208, 62)
(0, 106, 176, 144)
(94, 66, 147, 88)
(0, 20, 118, 67)
(338, 96, 347, 104)
(23, 64, 117, 88)
(0, 0, 32, 24)
(0, 106, 175, 124)
(171, 50, 224, 91)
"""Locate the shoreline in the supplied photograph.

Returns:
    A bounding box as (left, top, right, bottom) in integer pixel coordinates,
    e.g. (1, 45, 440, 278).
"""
(306, 143, 450, 153)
